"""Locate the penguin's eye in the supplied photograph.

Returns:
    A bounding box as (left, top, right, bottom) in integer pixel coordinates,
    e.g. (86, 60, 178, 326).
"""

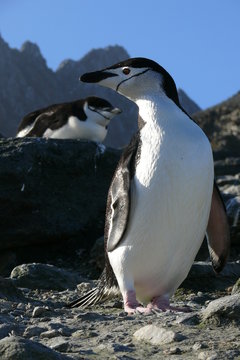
(122, 67, 130, 75)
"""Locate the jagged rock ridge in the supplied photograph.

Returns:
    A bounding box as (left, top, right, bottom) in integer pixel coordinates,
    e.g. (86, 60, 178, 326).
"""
(0, 35, 201, 148)
(193, 91, 240, 159)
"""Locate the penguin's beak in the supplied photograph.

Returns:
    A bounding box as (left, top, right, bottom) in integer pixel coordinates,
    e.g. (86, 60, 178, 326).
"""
(80, 70, 118, 83)
(111, 107, 122, 115)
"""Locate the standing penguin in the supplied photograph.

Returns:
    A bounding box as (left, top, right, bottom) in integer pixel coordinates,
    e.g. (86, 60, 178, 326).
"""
(68, 58, 230, 314)
(16, 96, 121, 142)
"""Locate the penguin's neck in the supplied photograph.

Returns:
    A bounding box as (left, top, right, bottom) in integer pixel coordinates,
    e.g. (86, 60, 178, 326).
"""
(134, 93, 198, 187)
(136, 93, 186, 133)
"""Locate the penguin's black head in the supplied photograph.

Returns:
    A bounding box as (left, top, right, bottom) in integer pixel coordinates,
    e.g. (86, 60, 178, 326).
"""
(81, 58, 180, 106)
(83, 96, 121, 124)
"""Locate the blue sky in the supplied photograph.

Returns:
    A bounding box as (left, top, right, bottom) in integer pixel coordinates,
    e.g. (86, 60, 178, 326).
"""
(0, 0, 239, 109)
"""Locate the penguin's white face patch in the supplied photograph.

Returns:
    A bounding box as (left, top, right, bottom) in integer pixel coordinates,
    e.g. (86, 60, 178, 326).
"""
(84, 103, 119, 127)
(97, 67, 162, 101)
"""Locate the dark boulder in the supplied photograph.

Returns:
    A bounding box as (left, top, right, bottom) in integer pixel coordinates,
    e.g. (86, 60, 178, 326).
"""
(10, 263, 83, 291)
(0, 137, 120, 251)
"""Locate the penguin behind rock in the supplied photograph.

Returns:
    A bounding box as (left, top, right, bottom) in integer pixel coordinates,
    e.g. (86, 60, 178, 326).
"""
(16, 96, 121, 142)
(68, 58, 230, 314)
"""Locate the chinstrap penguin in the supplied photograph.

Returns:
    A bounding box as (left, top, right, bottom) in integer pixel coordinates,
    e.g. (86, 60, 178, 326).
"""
(68, 58, 230, 314)
(16, 96, 121, 142)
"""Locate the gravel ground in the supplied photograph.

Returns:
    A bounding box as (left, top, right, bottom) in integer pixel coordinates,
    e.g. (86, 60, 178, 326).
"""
(0, 264, 240, 360)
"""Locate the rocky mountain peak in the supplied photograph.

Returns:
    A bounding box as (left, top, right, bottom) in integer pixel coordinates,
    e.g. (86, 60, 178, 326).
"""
(178, 88, 201, 114)
(0, 35, 205, 147)
(78, 45, 129, 69)
(20, 41, 46, 66)
(0, 34, 9, 50)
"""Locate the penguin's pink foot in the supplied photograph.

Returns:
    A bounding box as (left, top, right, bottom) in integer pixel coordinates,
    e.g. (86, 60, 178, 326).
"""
(147, 296, 191, 313)
(124, 290, 151, 315)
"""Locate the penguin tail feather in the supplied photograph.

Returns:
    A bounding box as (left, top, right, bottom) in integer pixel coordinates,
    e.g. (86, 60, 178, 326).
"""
(66, 287, 106, 309)
(66, 265, 119, 309)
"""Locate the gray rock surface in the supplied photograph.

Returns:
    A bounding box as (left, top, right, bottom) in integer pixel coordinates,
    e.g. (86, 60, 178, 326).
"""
(0, 137, 120, 251)
(90, 236, 105, 270)
(0, 277, 24, 301)
(0, 325, 20, 341)
(188, 261, 240, 278)
(0, 335, 73, 360)
(201, 293, 240, 324)
(231, 278, 240, 294)
(10, 263, 81, 290)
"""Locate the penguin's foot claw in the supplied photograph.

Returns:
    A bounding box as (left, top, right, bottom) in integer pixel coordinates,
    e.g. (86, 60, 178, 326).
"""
(124, 290, 151, 315)
(124, 304, 151, 315)
(147, 296, 191, 313)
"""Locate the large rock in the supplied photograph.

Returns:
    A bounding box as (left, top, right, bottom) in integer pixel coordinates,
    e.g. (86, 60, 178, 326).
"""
(0, 137, 120, 250)
(201, 294, 240, 324)
(10, 263, 81, 290)
(0, 336, 73, 360)
(133, 325, 184, 345)
(0, 277, 24, 302)
(181, 262, 240, 292)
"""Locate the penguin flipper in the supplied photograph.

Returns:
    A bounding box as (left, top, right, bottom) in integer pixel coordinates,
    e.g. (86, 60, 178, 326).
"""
(105, 132, 140, 252)
(17, 109, 42, 135)
(27, 111, 65, 137)
(207, 182, 230, 273)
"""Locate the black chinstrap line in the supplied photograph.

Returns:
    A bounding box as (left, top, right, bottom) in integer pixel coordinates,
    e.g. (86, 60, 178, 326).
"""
(116, 68, 150, 92)
(89, 108, 111, 121)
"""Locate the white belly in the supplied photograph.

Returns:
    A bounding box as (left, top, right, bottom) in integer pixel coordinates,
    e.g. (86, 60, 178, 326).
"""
(108, 106, 214, 303)
(43, 116, 107, 141)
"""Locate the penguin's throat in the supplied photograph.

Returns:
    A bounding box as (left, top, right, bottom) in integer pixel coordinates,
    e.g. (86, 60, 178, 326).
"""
(136, 95, 181, 131)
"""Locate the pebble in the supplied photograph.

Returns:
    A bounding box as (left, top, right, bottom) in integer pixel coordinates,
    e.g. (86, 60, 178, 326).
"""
(94, 343, 115, 354)
(32, 306, 50, 318)
(24, 326, 47, 338)
(163, 346, 181, 355)
(40, 329, 60, 339)
(198, 351, 218, 360)
(192, 342, 204, 351)
(71, 330, 85, 338)
(175, 312, 199, 325)
(133, 325, 184, 345)
(231, 278, 240, 295)
(76, 281, 93, 293)
(48, 337, 69, 352)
